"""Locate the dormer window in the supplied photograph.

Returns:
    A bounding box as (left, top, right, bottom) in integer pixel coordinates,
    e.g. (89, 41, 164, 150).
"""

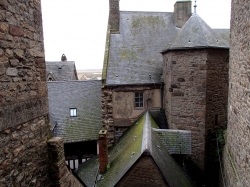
(70, 108, 77, 117)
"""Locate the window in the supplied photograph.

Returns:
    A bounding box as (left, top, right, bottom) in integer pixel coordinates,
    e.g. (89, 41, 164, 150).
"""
(135, 92, 143, 108)
(70, 108, 77, 117)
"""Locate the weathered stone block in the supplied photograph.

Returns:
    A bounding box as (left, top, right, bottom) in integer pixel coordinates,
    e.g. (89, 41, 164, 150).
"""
(0, 10, 5, 21)
(196, 86, 206, 92)
(177, 77, 185, 82)
(13, 145, 25, 156)
(172, 91, 184, 96)
(0, 22, 9, 33)
(6, 67, 17, 76)
(9, 26, 23, 36)
(13, 49, 24, 58)
(194, 110, 205, 118)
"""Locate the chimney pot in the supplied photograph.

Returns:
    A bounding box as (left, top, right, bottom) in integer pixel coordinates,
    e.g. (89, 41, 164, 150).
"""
(99, 130, 108, 174)
(61, 54, 67, 61)
(174, 1, 192, 28)
(109, 0, 120, 33)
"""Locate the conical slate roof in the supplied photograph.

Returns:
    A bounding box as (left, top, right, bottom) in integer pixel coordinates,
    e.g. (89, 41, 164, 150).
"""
(165, 13, 229, 51)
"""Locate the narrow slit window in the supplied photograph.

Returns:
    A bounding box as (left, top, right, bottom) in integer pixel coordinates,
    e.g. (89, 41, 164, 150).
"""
(135, 92, 143, 108)
(70, 108, 77, 117)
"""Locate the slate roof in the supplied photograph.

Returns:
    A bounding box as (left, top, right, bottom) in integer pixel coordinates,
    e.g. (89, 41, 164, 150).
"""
(77, 112, 195, 187)
(106, 11, 177, 86)
(105, 11, 230, 86)
(214, 29, 230, 43)
(46, 61, 78, 81)
(154, 129, 191, 154)
(164, 13, 229, 52)
(47, 80, 102, 143)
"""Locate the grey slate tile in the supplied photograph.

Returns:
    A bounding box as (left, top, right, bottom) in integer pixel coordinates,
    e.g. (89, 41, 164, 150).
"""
(106, 11, 177, 85)
(46, 61, 78, 81)
(48, 80, 102, 143)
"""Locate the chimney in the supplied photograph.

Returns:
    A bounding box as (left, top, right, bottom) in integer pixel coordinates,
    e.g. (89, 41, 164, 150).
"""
(99, 130, 108, 174)
(174, 1, 192, 28)
(109, 0, 120, 33)
(61, 54, 67, 61)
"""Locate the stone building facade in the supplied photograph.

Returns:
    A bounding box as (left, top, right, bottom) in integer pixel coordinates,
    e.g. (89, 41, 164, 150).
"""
(0, 1, 83, 186)
(163, 48, 229, 185)
(102, 85, 162, 144)
(223, 0, 250, 186)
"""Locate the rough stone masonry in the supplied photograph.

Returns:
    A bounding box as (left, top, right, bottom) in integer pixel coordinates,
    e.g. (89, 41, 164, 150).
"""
(223, 0, 250, 186)
(0, 0, 51, 186)
(0, 0, 84, 186)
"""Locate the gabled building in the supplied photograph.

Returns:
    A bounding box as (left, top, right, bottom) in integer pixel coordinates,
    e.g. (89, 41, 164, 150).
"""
(48, 80, 102, 170)
(102, 0, 229, 146)
(46, 58, 78, 81)
(77, 112, 194, 187)
(102, 0, 189, 145)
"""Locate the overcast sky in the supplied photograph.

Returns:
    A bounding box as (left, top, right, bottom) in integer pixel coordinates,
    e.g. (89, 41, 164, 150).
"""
(41, 0, 231, 70)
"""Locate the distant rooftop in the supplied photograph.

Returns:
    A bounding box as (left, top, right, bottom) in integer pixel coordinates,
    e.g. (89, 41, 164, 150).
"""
(48, 80, 102, 143)
(46, 61, 78, 81)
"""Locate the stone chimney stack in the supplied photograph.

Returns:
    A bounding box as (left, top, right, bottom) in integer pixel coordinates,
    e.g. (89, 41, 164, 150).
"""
(61, 54, 67, 61)
(174, 1, 192, 28)
(109, 0, 120, 33)
(99, 130, 108, 174)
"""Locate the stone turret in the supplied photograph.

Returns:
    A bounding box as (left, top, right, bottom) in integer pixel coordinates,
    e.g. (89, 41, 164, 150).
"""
(174, 0, 192, 28)
(109, 0, 120, 33)
(162, 11, 229, 186)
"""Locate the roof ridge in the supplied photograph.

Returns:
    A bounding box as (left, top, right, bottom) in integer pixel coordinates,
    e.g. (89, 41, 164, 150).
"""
(120, 10, 171, 14)
(195, 14, 224, 46)
(195, 14, 210, 46)
(141, 112, 152, 153)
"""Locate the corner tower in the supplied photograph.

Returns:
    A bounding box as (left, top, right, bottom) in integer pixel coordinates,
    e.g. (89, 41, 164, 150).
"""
(161, 9, 229, 186)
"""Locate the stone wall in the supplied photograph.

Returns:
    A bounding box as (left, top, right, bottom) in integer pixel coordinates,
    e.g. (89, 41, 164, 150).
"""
(163, 48, 229, 177)
(0, 0, 51, 186)
(0, 116, 51, 186)
(205, 49, 229, 186)
(47, 137, 84, 187)
(163, 49, 207, 170)
(102, 87, 114, 145)
(116, 155, 169, 187)
(223, 0, 250, 186)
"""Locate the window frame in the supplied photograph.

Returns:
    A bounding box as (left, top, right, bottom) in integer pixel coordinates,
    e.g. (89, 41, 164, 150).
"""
(70, 108, 77, 117)
(134, 92, 144, 109)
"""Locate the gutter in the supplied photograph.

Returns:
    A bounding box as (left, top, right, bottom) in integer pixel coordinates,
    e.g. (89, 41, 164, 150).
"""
(161, 46, 230, 54)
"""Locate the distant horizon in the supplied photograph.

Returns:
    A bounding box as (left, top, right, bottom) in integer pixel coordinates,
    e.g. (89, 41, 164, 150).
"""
(77, 69, 102, 71)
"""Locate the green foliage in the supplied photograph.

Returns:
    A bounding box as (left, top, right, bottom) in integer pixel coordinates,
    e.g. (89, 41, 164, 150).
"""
(106, 162, 111, 170)
(216, 129, 226, 147)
